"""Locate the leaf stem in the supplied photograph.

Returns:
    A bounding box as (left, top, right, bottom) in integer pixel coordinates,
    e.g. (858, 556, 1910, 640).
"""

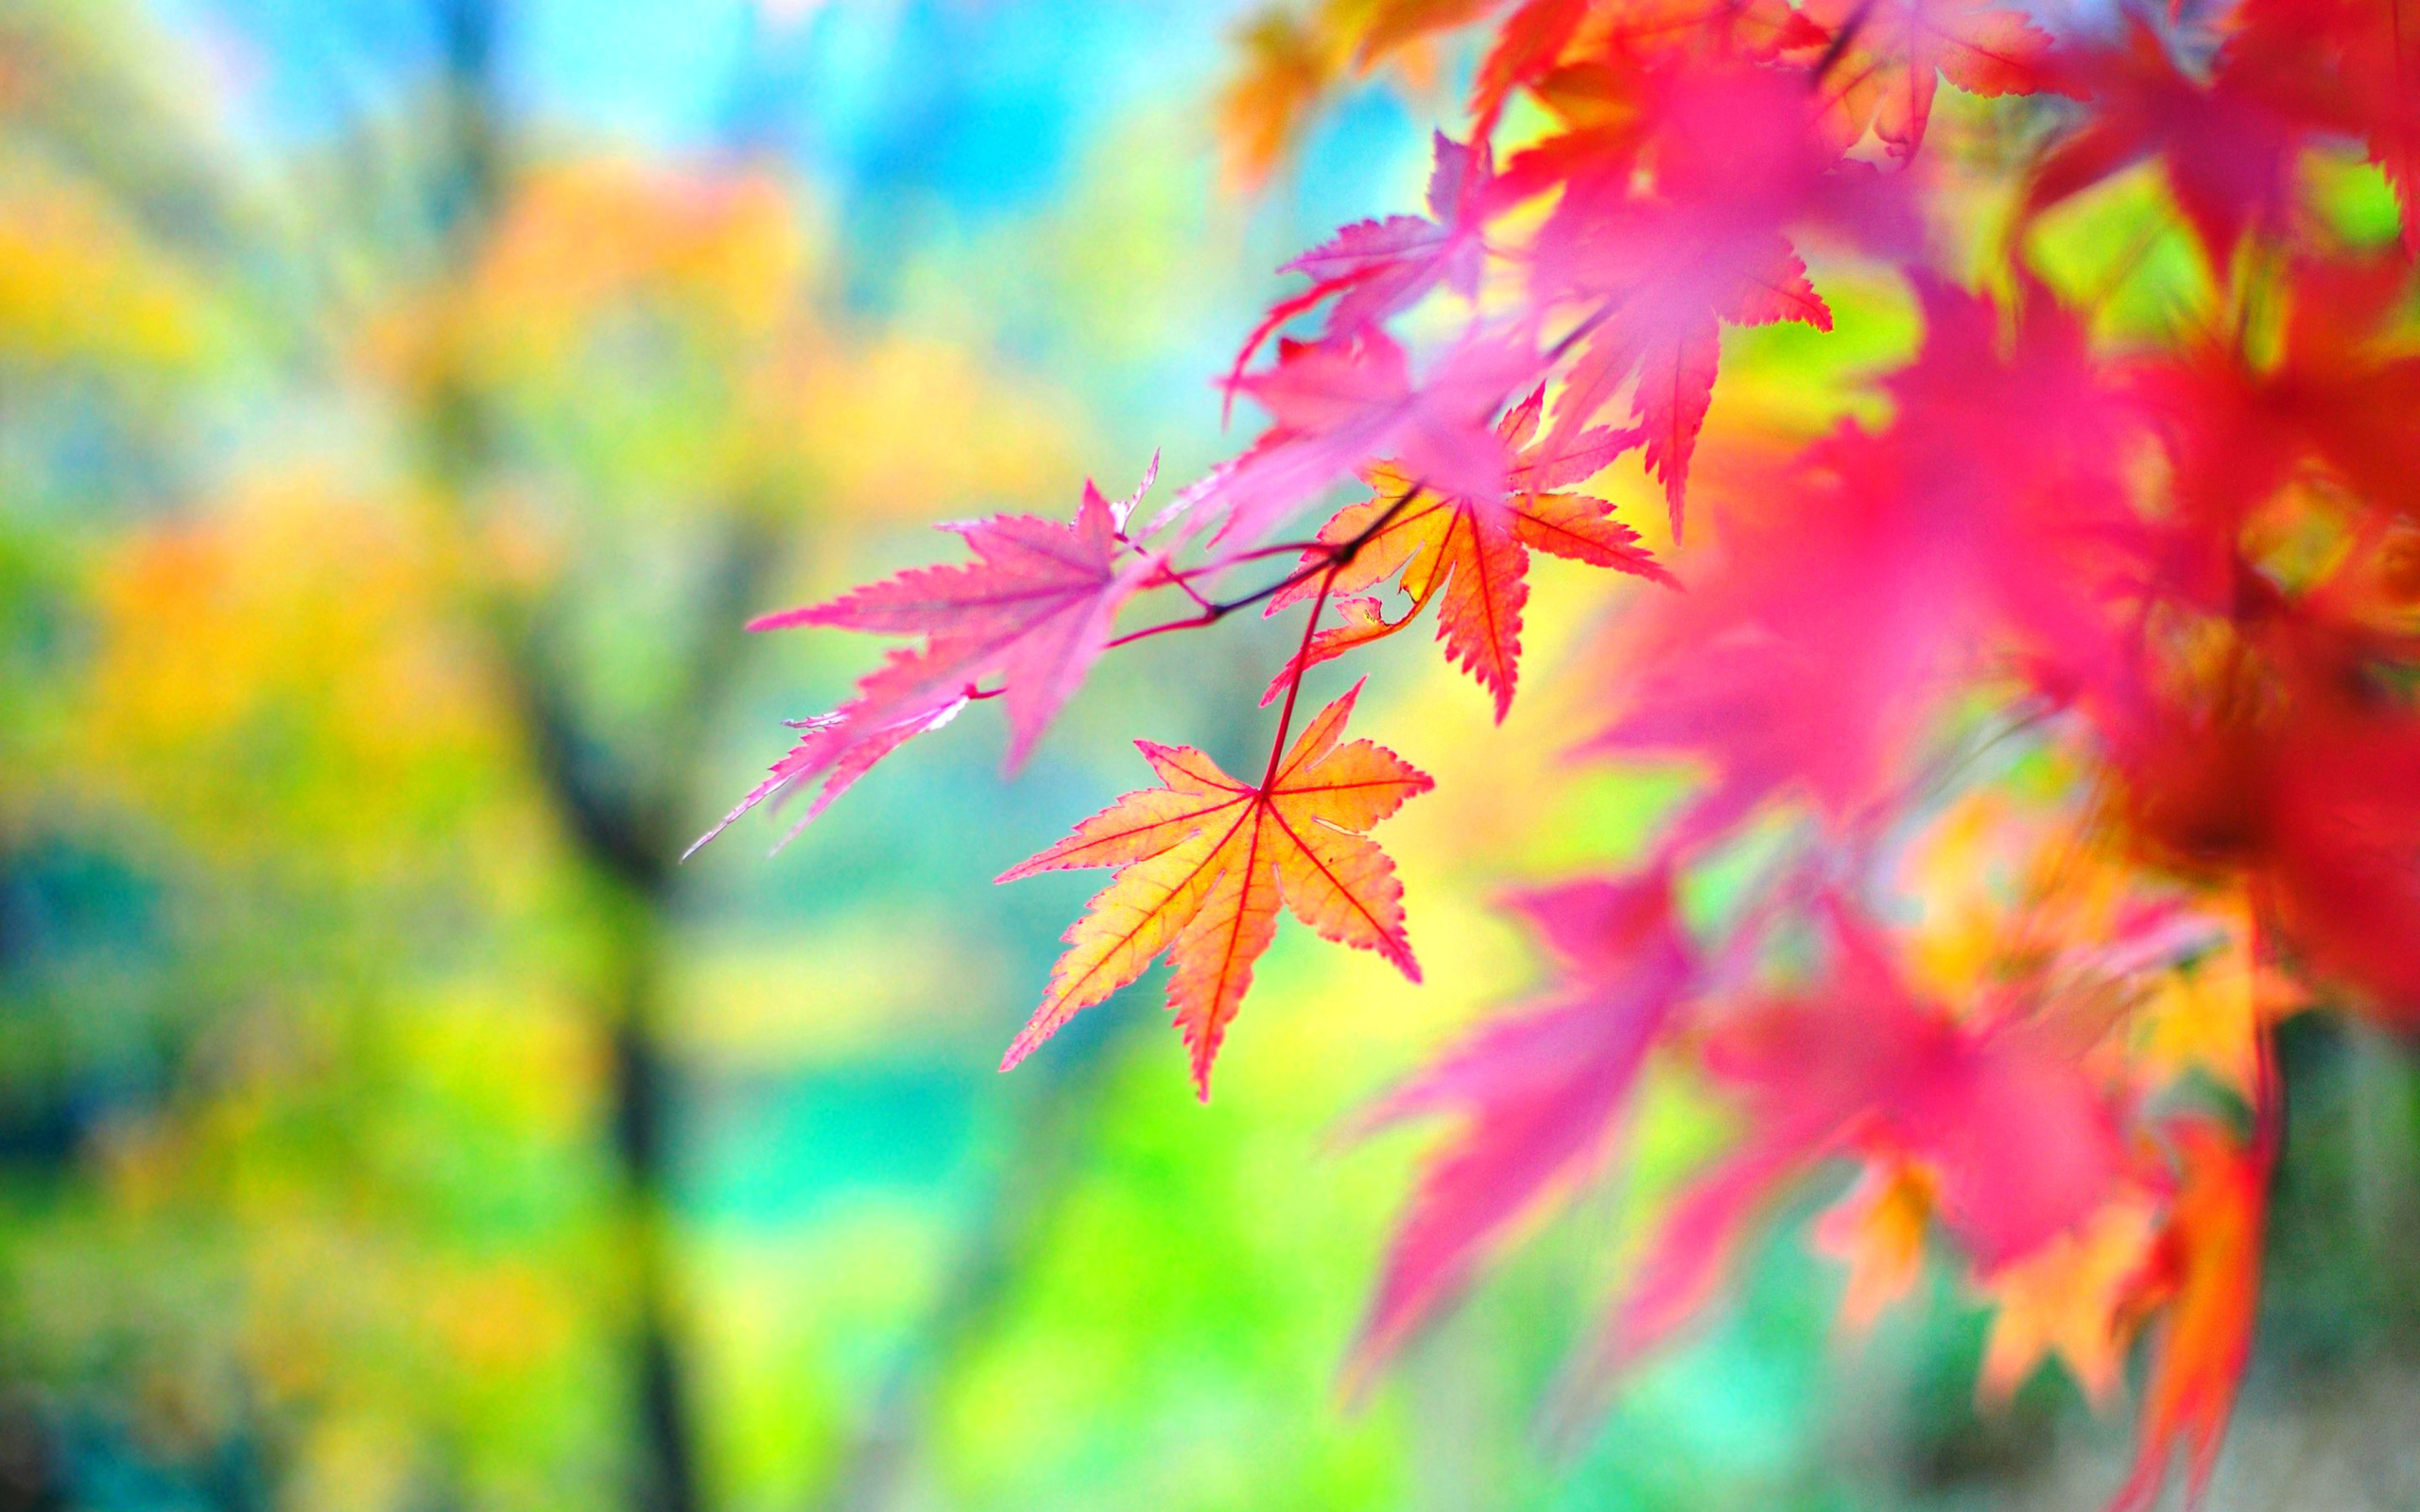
(1263, 571, 1336, 789)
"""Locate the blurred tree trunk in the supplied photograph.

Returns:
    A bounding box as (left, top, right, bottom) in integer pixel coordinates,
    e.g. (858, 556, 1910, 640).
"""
(423, 6, 773, 1510)
(811, 1029, 1135, 1512)
(497, 542, 774, 1512)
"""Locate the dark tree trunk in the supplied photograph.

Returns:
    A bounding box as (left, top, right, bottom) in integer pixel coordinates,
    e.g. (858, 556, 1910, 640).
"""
(608, 937, 702, 1512)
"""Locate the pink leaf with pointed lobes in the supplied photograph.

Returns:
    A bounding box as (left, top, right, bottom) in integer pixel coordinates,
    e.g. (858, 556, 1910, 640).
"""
(1527, 64, 1854, 535)
(1184, 329, 1538, 548)
(751, 462, 1161, 771)
(1097, 449, 1161, 533)
(1349, 868, 1694, 1378)
(1585, 906, 2133, 1380)
(1225, 132, 1503, 413)
(999, 681, 1431, 1099)
(683, 689, 967, 861)
(1586, 281, 2146, 853)
(1283, 133, 1496, 327)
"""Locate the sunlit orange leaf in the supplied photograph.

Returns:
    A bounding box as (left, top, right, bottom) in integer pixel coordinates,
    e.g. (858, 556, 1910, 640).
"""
(2111, 1123, 2269, 1512)
(1263, 387, 1662, 717)
(999, 680, 1430, 1097)
(1806, 0, 2077, 159)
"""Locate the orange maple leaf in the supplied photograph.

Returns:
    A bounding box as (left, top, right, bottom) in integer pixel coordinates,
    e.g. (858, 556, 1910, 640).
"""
(1806, 0, 2075, 160)
(1814, 1157, 1938, 1335)
(999, 680, 1431, 1098)
(1218, 8, 1348, 193)
(1976, 1195, 2159, 1408)
(2111, 1122, 2268, 1512)
(1264, 389, 1665, 719)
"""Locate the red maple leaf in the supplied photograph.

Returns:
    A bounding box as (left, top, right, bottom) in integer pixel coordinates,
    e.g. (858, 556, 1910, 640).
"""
(1348, 868, 1694, 1375)
(1470, 0, 1592, 129)
(2223, 0, 2420, 251)
(2021, 20, 2303, 265)
(2109, 1120, 2270, 1512)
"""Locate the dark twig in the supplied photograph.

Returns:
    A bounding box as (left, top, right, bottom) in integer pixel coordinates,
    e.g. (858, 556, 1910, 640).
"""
(1103, 483, 1427, 651)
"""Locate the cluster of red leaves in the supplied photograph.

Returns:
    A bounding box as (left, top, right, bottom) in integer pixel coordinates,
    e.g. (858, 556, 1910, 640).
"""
(707, 1, 2419, 1503)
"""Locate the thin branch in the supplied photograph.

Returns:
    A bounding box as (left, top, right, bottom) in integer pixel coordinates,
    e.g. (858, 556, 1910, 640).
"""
(1099, 606, 1228, 651)
(1147, 560, 1219, 613)
(1103, 483, 1427, 651)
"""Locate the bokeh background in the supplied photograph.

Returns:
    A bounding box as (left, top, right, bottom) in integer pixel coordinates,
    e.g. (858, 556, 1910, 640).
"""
(5, 3, 2419, 1510)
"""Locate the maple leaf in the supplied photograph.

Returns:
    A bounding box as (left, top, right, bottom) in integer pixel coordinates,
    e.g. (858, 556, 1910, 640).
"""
(1349, 0, 1503, 66)
(1277, 474, 1541, 713)
(1218, 7, 1346, 193)
(2109, 1121, 2269, 1512)
(1180, 328, 1537, 548)
(750, 463, 1160, 771)
(683, 687, 967, 860)
(998, 680, 1431, 1099)
(1228, 132, 1499, 398)
(2102, 585, 2420, 1025)
(1578, 0, 1820, 58)
(2223, 0, 2420, 251)
(1805, 0, 2076, 160)
(1588, 281, 2145, 850)
(1261, 387, 1663, 718)
(2020, 21, 2302, 266)
(1813, 1158, 1937, 1334)
(1977, 1196, 2160, 1408)
(2135, 254, 2420, 556)
(1470, 0, 1591, 128)
(1585, 905, 2133, 1377)
(1350, 868, 1694, 1375)
(1527, 64, 1848, 534)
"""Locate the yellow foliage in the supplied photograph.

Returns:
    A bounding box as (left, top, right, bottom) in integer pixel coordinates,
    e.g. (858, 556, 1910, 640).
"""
(753, 331, 1078, 525)
(0, 163, 210, 368)
(469, 161, 811, 369)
